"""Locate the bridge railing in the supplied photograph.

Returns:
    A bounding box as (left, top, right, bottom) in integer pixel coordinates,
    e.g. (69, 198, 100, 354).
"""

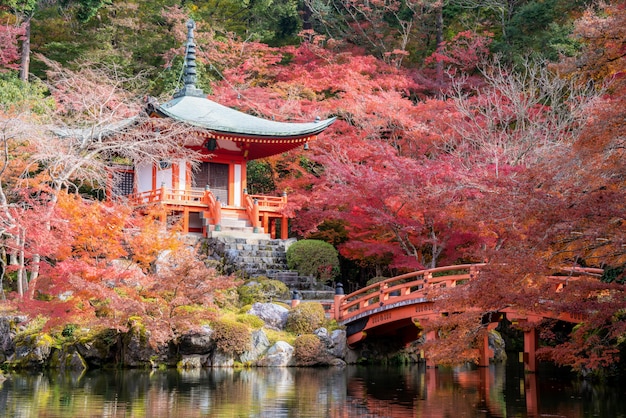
(334, 264, 486, 323)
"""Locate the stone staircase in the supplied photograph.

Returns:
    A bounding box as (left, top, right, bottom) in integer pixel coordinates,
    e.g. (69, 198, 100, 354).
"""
(208, 210, 270, 239)
(211, 235, 291, 277)
(203, 210, 334, 301)
(271, 270, 335, 303)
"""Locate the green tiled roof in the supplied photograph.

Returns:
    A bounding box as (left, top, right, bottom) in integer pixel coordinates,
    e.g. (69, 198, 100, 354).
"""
(155, 95, 336, 138)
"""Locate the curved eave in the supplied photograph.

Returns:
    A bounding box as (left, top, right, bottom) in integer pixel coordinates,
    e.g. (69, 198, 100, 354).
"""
(237, 136, 315, 160)
(52, 116, 140, 139)
(153, 95, 336, 138)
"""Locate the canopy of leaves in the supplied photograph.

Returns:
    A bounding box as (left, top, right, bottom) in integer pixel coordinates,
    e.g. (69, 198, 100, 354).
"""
(0, 0, 623, 374)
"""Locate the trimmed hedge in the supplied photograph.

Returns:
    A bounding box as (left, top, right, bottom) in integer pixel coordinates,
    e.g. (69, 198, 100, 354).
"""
(286, 239, 339, 282)
(211, 319, 251, 355)
(294, 334, 324, 366)
(285, 302, 326, 335)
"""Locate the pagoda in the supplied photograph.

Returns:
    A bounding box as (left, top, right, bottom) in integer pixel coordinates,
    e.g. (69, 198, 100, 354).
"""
(117, 20, 335, 239)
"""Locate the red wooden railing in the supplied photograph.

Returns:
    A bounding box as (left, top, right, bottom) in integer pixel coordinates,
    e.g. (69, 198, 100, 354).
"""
(332, 264, 604, 324)
(244, 191, 288, 238)
(333, 264, 485, 323)
(130, 187, 289, 238)
(203, 188, 222, 228)
(131, 187, 207, 206)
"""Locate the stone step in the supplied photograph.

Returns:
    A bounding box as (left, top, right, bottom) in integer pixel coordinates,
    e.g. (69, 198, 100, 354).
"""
(220, 217, 252, 227)
(270, 270, 299, 279)
(209, 230, 272, 240)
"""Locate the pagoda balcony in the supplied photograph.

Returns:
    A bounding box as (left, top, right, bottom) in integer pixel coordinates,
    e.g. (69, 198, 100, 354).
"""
(129, 186, 289, 239)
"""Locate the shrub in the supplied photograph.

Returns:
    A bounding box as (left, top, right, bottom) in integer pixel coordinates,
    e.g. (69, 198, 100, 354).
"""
(285, 302, 326, 335)
(236, 313, 265, 329)
(294, 334, 324, 366)
(211, 319, 251, 356)
(237, 278, 290, 305)
(286, 239, 340, 283)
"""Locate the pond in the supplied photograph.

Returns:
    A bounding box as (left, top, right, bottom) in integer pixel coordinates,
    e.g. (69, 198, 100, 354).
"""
(0, 358, 624, 417)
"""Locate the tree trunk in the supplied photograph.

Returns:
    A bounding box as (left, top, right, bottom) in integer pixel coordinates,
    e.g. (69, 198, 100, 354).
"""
(435, 5, 444, 85)
(19, 17, 31, 82)
(0, 248, 6, 301)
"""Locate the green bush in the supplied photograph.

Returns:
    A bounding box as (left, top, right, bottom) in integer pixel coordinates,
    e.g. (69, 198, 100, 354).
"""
(212, 319, 251, 356)
(286, 239, 340, 282)
(285, 302, 326, 335)
(236, 313, 265, 329)
(294, 334, 324, 366)
(237, 278, 290, 305)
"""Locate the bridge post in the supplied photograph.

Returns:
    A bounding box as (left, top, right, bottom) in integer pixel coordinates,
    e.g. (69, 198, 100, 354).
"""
(478, 331, 492, 367)
(478, 323, 499, 367)
(291, 290, 301, 308)
(333, 283, 344, 321)
(523, 327, 538, 373)
(425, 330, 437, 368)
(524, 373, 539, 416)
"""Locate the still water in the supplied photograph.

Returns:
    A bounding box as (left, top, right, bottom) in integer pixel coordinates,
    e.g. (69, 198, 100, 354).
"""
(1, 359, 624, 418)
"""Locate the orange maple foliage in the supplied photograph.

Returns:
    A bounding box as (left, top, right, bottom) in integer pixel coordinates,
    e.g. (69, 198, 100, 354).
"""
(55, 192, 130, 266)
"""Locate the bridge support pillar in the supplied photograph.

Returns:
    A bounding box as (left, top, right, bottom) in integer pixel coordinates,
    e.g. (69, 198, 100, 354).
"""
(478, 323, 499, 367)
(425, 330, 437, 368)
(478, 331, 492, 367)
(523, 327, 538, 373)
(525, 373, 539, 416)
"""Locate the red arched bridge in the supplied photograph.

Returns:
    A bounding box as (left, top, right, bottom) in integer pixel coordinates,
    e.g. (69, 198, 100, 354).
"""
(327, 264, 603, 372)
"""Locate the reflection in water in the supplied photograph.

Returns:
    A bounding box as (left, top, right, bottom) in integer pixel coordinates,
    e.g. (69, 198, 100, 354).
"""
(0, 360, 624, 417)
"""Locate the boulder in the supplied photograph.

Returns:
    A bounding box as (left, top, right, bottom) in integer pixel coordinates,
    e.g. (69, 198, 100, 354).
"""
(122, 318, 171, 368)
(329, 329, 348, 359)
(178, 326, 214, 355)
(240, 329, 271, 364)
(74, 328, 120, 368)
(256, 341, 295, 367)
(50, 347, 88, 372)
(0, 315, 28, 362)
(178, 354, 210, 369)
(312, 328, 347, 360)
(212, 350, 234, 367)
(489, 330, 507, 363)
(327, 358, 347, 368)
(248, 303, 289, 330)
(12, 333, 54, 370)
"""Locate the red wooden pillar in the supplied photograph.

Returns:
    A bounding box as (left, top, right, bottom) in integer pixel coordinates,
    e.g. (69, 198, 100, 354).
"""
(182, 207, 189, 233)
(281, 216, 288, 240)
(525, 373, 539, 416)
(263, 212, 269, 234)
(523, 327, 538, 372)
(479, 323, 499, 367)
(425, 330, 438, 368)
(479, 330, 492, 367)
(269, 219, 276, 239)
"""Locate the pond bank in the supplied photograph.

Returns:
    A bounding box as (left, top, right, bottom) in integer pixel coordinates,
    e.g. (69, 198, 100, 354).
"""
(2, 303, 468, 372)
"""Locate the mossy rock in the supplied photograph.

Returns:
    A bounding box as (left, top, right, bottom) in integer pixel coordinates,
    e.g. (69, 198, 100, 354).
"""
(49, 347, 88, 372)
(237, 278, 290, 305)
(10, 333, 55, 370)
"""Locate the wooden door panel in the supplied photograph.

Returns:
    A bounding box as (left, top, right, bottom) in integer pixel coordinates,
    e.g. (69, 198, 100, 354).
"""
(193, 162, 229, 203)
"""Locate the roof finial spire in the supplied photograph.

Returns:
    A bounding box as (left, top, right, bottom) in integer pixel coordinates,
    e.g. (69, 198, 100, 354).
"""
(174, 19, 205, 98)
